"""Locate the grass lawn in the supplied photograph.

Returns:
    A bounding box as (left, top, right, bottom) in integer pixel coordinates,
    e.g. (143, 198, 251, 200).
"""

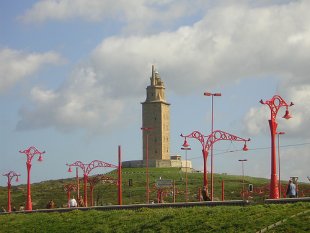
(0, 202, 309, 233)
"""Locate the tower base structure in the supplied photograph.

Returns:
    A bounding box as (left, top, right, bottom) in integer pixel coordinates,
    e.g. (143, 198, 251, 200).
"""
(122, 158, 192, 170)
(122, 159, 173, 168)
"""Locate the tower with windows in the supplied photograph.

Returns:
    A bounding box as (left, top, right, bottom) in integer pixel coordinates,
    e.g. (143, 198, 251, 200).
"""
(141, 65, 170, 162)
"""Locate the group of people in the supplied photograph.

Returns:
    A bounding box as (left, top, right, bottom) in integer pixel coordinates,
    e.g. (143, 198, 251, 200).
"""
(45, 196, 85, 209)
(0, 204, 24, 212)
(1, 196, 85, 212)
(69, 196, 84, 207)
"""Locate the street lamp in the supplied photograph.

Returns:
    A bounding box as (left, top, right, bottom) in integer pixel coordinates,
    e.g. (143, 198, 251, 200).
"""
(2, 171, 20, 212)
(181, 130, 250, 201)
(260, 95, 293, 199)
(276, 131, 285, 198)
(238, 159, 247, 200)
(204, 92, 221, 201)
(19, 146, 45, 210)
(181, 146, 191, 202)
(67, 159, 119, 207)
(141, 127, 153, 204)
(64, 183, 77, 208)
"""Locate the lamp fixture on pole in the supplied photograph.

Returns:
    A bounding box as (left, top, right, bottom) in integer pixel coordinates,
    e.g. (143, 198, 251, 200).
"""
(2, 171, 21, 212)
(66, 159, 120, 207)
(181, 130, 250, 201)
(260, 95, 293, 199)
(19, 146, 45, 211)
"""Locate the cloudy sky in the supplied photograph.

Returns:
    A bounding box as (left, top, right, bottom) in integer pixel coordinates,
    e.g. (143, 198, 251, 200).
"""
(1, 0, 309, 188)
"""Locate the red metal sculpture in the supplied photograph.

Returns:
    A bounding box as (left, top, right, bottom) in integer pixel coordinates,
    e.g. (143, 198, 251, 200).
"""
(181, 130, 250, 200)
(2, 171, 20, 212)
(260, 95, 293, 199)
(19, 146, 45, 210)
(66, 160, 118, 207)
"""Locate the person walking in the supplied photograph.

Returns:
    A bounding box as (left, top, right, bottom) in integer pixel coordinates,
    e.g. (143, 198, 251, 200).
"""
(286, 180, 296, 198)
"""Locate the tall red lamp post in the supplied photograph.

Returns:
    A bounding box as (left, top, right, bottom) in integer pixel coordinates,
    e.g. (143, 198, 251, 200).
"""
(181, 146, 191, 202)
(260, 95, 293, 199)
(19, 146, 45, 211)
(2, 171, 20, 212)
(204, 92, 221, 201)
(181, 130, 250, 200)
(141, 127, 153, 204)
(67, 159, 120, 207)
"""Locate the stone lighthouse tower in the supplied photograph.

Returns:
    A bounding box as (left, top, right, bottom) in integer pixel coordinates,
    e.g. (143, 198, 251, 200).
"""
(141, 65, 170, 165)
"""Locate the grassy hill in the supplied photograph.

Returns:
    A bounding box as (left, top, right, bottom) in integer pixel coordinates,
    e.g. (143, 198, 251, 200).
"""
(0, 167, 310, 209)
(1, 168, 310, 232)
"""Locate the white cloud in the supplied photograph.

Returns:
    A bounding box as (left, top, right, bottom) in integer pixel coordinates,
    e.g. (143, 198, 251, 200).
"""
(19, 0, 202, 33)
(0, 48, 64, 93)
(89, 0, 310, 93)
(283, 83, 310, 137)
(17, 66, 127, 133)
(20, 0, 119, 22)
(17, 0, 310, 138)
(279, 145, 310, 182)
(243, 107, 269, 136)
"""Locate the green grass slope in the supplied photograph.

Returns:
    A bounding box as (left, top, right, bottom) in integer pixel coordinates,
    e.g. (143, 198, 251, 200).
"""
(0, 202, 309, 233)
